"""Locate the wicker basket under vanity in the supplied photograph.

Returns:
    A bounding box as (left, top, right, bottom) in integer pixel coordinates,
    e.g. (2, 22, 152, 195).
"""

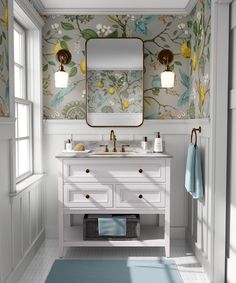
(83, 214, 140, 240)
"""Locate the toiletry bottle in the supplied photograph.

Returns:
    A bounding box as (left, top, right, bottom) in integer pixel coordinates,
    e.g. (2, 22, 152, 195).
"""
(154, 132, 163, 153)
(141, 136, 148, 151)
(66, 139, 72, 151)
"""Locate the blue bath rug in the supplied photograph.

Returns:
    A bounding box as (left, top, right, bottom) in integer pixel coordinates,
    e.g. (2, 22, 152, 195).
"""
(45, 259, 183, 283)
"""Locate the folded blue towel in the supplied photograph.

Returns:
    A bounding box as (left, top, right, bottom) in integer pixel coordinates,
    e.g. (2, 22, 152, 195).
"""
(98, 217, 126, 236)
(185, 144, 204, 199)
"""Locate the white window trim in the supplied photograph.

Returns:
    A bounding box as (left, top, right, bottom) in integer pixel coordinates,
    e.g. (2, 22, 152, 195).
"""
(15, 98, 33, 183)
(11, 0, 44, 193)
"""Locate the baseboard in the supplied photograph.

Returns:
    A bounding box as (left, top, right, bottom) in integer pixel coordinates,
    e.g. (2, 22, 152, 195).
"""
(4, 229, 45, 283)
(185, 228, 211, 282)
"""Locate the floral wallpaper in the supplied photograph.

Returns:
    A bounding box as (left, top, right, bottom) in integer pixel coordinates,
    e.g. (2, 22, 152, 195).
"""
(188, 0, 211, 118)
(42, 0, 211, 120)
(0, 0, 9, 117)
(87, 70, 143, 113)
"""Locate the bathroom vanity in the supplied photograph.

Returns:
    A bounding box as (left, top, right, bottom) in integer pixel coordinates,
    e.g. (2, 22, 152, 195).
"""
(57, 152, 172, 257)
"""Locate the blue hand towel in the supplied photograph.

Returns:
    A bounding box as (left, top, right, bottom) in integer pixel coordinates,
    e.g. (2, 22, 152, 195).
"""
(185, 144, 204, 199)
(185, 144, 195, 194)
(98, 217, 126, 236)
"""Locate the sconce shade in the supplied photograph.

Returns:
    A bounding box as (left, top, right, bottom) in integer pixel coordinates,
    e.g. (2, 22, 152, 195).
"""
(55, 70, 69, 88)
(55, 49, 72, 88)
(161, 70, 175, 88)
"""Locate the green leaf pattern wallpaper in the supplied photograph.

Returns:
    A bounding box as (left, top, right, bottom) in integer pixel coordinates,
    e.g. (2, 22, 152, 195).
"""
(0, 0, 9, 117)
(188, 0, 211, 119)
(42, 0, 211, 120)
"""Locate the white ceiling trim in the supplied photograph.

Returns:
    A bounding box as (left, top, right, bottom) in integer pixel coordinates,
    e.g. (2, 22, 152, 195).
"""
(30, 0, 45, 14)
(32, 0, 198, 15)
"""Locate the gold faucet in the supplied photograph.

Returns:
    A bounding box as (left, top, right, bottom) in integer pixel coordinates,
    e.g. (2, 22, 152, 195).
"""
(110, 130, 117, 152)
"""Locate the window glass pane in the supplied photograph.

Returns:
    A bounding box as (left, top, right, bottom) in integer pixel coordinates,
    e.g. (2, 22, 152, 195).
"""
(18, 139, 30, 176)
(15, 141, 19, 178)
(15, 103, 18, 137)
(17, 103, 29, 138)
(14, 65, 24, 98)
(14, 29, 22, 65)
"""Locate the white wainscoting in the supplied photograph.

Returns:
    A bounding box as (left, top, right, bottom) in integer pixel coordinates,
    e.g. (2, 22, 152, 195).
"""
(186, 132, 211, 277)
(0, 122, 45, 283)
(43, 119, 211, 257)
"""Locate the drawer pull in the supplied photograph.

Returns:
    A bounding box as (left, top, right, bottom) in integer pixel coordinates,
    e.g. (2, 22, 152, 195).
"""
(85, 169, 90, 173)
(139, 169, 143, 173)
(85, 194, 90, 199)
(138, 194, 143, 199)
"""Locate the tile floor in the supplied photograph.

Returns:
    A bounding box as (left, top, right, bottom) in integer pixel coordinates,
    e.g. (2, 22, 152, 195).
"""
(18, 240, 209, 283)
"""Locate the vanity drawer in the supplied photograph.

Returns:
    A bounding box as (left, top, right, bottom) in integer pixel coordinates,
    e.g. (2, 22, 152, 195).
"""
(63, 159, 166, 182)
(115, 183, 166, 208)
(64, 184, 113, 208)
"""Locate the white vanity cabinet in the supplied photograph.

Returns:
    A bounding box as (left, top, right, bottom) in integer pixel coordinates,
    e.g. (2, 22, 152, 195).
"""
(57, 155, 171, 257)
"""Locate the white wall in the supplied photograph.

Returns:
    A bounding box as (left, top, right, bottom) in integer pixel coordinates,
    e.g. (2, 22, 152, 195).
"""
(227, 1, 236, 281)
(43, 119, 211, 242)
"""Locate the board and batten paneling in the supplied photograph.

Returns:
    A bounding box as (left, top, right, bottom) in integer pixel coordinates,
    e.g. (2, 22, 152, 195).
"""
(43, 119, 211, 249)
(186, 133, 211, 277)
(0, 122, 45, 283)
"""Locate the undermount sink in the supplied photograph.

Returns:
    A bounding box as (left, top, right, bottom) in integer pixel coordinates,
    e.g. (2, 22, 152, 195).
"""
(90, 151, 133, 156)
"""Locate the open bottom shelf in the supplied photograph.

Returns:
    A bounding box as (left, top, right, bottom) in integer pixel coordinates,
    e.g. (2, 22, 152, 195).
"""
(64, 225, 166, 247)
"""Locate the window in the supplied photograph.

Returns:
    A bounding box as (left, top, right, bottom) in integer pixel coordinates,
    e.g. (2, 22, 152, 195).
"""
(14, 22, 33, 182)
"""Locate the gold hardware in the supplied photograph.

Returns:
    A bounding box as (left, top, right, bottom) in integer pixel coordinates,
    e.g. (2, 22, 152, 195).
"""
(100, 144, 109, 152)
(121, 144, 130, 152)
(110, 130, 117, 152)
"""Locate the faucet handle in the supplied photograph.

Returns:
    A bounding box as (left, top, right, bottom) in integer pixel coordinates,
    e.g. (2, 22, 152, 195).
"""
(100, 144, 109, 152)
(121, 144, 130, 152)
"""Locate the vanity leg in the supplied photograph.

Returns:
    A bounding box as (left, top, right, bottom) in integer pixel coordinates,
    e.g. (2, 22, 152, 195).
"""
(58, 161, 64, 258)
(165, 159, 171, 258)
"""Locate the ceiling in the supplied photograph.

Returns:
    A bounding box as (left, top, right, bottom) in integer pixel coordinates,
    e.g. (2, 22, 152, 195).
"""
(32, 0, 197, 15)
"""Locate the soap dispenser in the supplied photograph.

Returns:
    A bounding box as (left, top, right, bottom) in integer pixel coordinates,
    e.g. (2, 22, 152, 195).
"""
(153, 132, 163, 153)
(65, 139, 72, 151)
(141, 136, 148, 151)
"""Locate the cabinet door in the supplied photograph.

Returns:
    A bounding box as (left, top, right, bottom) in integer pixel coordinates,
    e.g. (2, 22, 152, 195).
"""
(64, 184, 113, 208)
(115, 183, 166, 208)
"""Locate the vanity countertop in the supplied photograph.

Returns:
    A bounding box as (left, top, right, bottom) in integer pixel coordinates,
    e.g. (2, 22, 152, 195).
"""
(56, 151, 172, 159)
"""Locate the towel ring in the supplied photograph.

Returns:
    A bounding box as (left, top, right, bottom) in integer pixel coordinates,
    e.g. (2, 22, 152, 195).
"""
(191, 127, 201, 146)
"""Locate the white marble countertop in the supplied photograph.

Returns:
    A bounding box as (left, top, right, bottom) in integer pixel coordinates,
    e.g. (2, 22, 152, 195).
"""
(56, 151, 172, 159)
(56, 141, 172, 159)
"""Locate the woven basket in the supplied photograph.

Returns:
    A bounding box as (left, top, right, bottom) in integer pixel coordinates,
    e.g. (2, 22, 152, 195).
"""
(83, 214, 140, 241)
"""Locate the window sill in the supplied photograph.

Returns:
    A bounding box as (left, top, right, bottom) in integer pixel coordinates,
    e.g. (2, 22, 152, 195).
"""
(10, 174, 44, 197)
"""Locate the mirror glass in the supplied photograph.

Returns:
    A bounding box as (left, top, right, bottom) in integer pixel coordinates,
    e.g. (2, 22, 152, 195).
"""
(86, 38, 143, 127)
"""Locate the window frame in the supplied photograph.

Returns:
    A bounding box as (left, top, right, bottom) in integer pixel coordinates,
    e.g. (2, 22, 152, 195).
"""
(14, 21, 34, 183)
(14, 21, 27, 100)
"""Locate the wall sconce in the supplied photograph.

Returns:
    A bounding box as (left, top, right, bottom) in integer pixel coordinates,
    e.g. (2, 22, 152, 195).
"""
(55, 49, 72, 88)
(158, 49, 175, 88)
